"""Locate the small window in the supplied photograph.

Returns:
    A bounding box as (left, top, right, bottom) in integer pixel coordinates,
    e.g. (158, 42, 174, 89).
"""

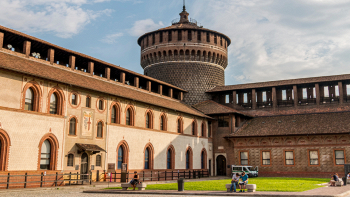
(335, 85, 339, 97)
(192, 121, 196, 135)
(188, 30, 192, 41)
(126, 108, 133, 126)
(177, 119, 182, 133)
(240, 152, 248, 165)
(225, 94, 230, 104)
(236, 94, 239, 104)
(111, 106, 117, 124)
(206, 32, 210, 42)
(302, 88, 307, 99)
(243, 93, 248, 103)
(335, 150, 345, 165)
(262, 91, 267, 102)
(146, 112, 151, 128)
(282, 90, 287, 100)
(160, 115, 166, 131)
(347, 85, 350, 96)
(50, 93, 58, 114)
(67, 154, 74, 167)
(214, 34, 217, 44)
(218, 116, 229, 127)
(97, 122, 103, 138)
(168, 31, 172, 42)
(69, 118, 76, 135)
(145, 148, 150, 169)
(117, 147, 123, 169)
(285, 151, 294, 165)
(72, 94, 77, 105)
(262, 151, 270, 165)
(25, 88, 34, 111)
(98, 100, 104, 110)
(197, 31, 201, 41)
(309, 150, 319, 165)
(324, 86, 329, 97)
(86, 96, 91, 108)
(96, 155, 101, 167)
(201, 123, 205, 137)
(159, 32, 163, 43)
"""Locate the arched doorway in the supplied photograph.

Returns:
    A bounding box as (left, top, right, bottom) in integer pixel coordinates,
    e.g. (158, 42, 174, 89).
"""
(81, 153, 89, 180)
(216, 155, 226, 176)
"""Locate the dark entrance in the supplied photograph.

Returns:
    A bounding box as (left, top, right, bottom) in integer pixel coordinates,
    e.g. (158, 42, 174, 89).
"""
(81, 153, 89, 180)
(209, 159, 212, 176)
(216, 155, 226, 176)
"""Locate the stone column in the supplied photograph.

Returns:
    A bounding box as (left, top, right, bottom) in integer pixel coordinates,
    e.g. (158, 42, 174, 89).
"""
(158, 85, 163, 95)
(134, 77, 139, 88)
(88, 62, 94, 75)
(69, 56, 76, 70)
(47, 48, 55, 64)
(0, 32, 3, 49)
(315, 83, 320, 105)
(252, 89, 256, 110)
(293, 85, 298, 107)
(147, 81, 151, 92)
(339, 81, 344, 104)
(169, 88, 173, 98)
(105, 67, 110, 80)
(23, 41, 31, 57)
(120, 72, 125, 84)
(272, 87, 277, 109)
(232, 91, 236, 108)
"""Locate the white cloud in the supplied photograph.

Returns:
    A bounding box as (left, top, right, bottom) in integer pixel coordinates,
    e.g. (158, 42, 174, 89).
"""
(0, 0, 112, 38)
(129, 19, 164, 37)
(191, 0, 350, 84)
(101, 32, 124, 44)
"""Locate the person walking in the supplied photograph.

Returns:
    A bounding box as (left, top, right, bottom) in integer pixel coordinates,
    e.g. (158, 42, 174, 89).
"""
(230, 173, 240, 192)
(239, 171, 249, 192)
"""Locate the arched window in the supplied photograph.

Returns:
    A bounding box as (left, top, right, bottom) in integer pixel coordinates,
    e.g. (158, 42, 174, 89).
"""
(97, 122, 103, 138)
(160, 114, 167, 131)
(186, 147, 193, 170)
(67, 154, 74, 167)
(0, 129, 11, 171)
(50, 93, 58, 114)
(126, 107, 134, 126)
(117, 146, 123, 169)
(111, 105, 118, 124)
(40, 140, 51, 170)
(201, 122, 206, 137)
(96, 155, 101, 167)
(25, 88, 34, 111)
(69, 118, 77, 135)
(192, 120, 197, 136)
(98, 100, 104, 110)
(145, 111, 153, 129)
(167, 145, 175, 169)
(201, 149, 207, 169)
(177, 118, 183, 133)
(86, 96, 91, 108)
(145, 148, 150, 169)
(71, 94, 77, 105)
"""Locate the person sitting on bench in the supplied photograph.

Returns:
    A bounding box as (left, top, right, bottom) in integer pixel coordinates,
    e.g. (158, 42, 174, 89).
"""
(230, 173, 240, 192)
(239, 172, 249, 192)
(130, 171, 139, 190)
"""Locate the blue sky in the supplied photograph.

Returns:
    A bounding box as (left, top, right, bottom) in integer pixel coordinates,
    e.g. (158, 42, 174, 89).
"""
(1, 0, 350, 86)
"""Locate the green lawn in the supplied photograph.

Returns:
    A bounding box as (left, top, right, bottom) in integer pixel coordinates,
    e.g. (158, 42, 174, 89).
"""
(105, 177, 330, 192)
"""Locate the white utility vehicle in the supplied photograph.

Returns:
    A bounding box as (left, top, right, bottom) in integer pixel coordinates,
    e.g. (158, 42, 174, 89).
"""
(231, 165, 258, 177)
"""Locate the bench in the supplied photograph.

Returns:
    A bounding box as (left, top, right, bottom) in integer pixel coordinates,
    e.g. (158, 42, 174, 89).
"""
(121, 182, 147, 190)
(225, 184, 256, 192)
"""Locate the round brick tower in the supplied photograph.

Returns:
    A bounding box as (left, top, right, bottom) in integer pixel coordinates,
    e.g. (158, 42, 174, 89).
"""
(137, 5, 231, 105)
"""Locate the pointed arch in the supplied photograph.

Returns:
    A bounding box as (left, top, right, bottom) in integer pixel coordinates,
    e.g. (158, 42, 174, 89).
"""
(201, 148, 208, 169)
(116, 140, 129, 170)
(96, 120, 104, 138)
(166, 144, 175, 169)
(159, 113, 167, 131)
(176, 116, 183, 134)
(0, 129, 11, 171)
(22, 81, 42, 112)
(110, 102, 121, 124)
(191, 119, 198, 136)
(47, 86, 65, 115)
(145, 109, 154, 129)
(125, 105, 135, 126)
(201, 121, 207, 137)
(37, 133, 59, 170)
(68, 116, 78, 136)
(185, 146, 193, 170)
(144, 143, 154, 170)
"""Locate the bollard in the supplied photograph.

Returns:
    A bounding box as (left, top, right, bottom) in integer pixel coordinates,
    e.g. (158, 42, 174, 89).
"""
(177, 178, 184, 192)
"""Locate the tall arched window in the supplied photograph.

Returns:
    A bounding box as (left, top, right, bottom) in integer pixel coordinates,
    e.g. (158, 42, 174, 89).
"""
(201, 149, 207, 169)
(145, 148, 150, 169)
(111, 106, 117, 123)
(167, 149, 172, 169)
(186, 147, 193, 170)
(192, 120, 197, 136)
(86, 96, 91, 108)
(50, 93, 58, 114)
(167, 145, 175, 169)
(98, 100, 104, 110)
(126, 107, 134, 126)
(97, 122, 103, 138)
(69, 118, 76, 135)
(40, 140, 51, 170)
(71, 94, 77, 105)
(160, 114, 167, 131)
(67, 154, 74, 167)
(177, 118, 183, 133)
(145, 111, 153, 129)
(25, 88, 34, 111)
(0, 129, 11, 171)
(117, 146, 123, 169)
(201, 122, 206, 137)
(96, 155, 101, 167)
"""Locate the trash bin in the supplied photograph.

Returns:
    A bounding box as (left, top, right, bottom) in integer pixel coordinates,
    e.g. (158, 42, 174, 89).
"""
(177, 178, 184, 191)
(343, 177, 347, 186)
